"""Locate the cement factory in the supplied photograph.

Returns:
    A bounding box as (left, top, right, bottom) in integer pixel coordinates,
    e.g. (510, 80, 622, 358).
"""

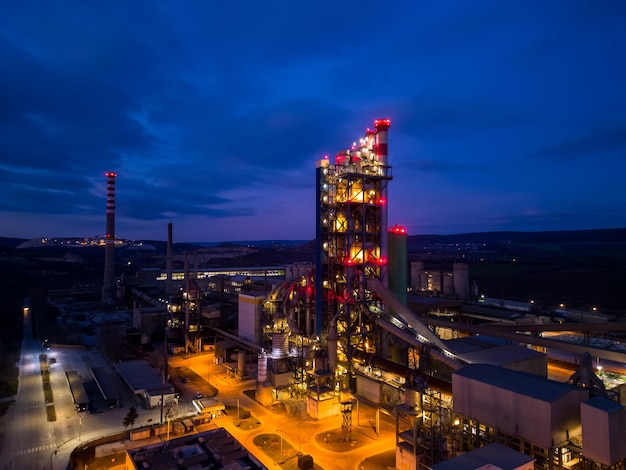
(64, 120, 626, 469)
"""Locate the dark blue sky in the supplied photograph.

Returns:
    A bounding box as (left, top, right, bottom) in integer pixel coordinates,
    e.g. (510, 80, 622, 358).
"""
(1, 1, 624, 242)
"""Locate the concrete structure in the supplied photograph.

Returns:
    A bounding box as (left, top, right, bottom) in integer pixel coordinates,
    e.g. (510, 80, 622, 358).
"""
(284, 263, 314, 281)
(388, 224, 408, 306)
(410, 260, 470, 300)
(431, 442, 534, 470)
(449, 339, 548, 377)
(581, 396, 626, 466)
(452, 262, 469, 301)
(452, 364, 589, 467)
(155, 266, 286, 282)
(125, 427, 264, 469)
(132, 305, 169, 337)
(238, 293, 265, 346)
(192, 397, 225, 418)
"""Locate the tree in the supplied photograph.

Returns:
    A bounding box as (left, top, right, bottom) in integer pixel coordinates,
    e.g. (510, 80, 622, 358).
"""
(123, 405, 139, 429)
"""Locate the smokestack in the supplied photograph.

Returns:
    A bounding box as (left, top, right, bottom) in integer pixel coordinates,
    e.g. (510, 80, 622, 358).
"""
(166, 223, 173, 297)
(102, 172, 117, 305)
(374, 118, 391, 286)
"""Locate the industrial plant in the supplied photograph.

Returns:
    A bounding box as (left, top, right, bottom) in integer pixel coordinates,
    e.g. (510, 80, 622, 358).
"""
(10, 120, 626, 470)
(101, 119, 626, 470)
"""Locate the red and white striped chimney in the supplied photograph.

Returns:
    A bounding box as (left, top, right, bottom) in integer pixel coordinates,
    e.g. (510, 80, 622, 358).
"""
(374, 118, 390, 165)
(166, 222, 173, 297)
(102, 172, 117, 305)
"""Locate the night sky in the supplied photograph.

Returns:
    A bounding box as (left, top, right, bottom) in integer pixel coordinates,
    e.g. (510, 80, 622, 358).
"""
(1, 2, 624, 242)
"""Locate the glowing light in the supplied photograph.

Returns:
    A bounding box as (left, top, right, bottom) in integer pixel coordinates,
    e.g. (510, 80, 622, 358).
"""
(391, 224, 406, 234)
(374, 118, 391, 127)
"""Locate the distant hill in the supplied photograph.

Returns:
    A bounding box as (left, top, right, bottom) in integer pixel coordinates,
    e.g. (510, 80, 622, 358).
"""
(0, 237, 29, 249)
(407, 228, 626, 247)
(4, 228, 623, 252)
(192, 240, 310, 248)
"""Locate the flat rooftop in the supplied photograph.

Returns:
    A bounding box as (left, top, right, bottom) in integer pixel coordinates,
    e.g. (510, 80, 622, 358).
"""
(126, 427, 263, 470)
(432, 442, 534, 470)
(454, 363, 583, 402)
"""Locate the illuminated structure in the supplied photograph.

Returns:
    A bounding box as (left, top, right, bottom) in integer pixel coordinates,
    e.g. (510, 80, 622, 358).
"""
(255, 120, 459, 418)
(102, 171, 117, 305)
(314, 119, 393, 390)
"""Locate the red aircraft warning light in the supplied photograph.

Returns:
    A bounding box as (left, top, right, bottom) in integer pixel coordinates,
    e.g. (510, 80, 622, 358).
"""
(374, 118, 391, 129)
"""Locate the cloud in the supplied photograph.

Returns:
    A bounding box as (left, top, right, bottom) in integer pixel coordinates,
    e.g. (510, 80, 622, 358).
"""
(531, 126, 626, 161)
(0, 1, 624, 240)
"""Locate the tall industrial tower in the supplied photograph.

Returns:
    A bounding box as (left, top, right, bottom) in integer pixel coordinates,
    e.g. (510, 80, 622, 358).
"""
(315, 119, 392, 389)
(101, 172, 117, 305)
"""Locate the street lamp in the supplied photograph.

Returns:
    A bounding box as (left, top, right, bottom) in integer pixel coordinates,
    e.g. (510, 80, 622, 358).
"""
(275, 429, 283, 461)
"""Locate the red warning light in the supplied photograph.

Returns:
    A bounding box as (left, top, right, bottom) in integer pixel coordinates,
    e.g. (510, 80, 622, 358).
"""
(391, 224, 407, 234)
(374, 119, 391, 128)
(377, 198, 386, 205)
(105, 172, 117, 177)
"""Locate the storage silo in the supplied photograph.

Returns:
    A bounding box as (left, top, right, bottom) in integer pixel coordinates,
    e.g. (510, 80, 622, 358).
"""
(453, 262, 469, 300)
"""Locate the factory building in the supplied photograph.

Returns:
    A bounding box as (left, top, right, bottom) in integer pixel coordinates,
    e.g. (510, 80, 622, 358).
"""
(125, 427, 264, 470)
(410, 261, 471, 300)
(115, 360, 176, 409)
